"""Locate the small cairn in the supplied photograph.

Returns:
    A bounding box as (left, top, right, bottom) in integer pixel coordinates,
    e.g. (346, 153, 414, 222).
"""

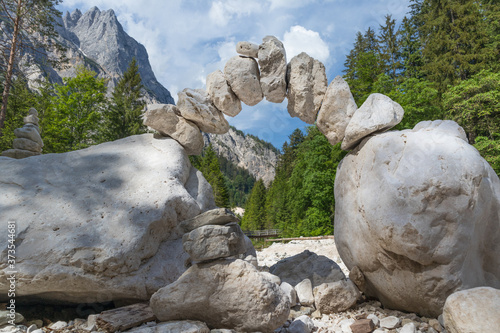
(149, 208, 290, 332)
(2, 108, 44, 159)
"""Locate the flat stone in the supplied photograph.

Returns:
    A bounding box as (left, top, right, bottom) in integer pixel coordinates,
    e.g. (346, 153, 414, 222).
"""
(380, 316, 401, 329)
(143, 103, 204, 155)
(206, 70, 242, 117)
(334, 121, 500, 317)
(224, 56, 263, 106)
(177, 88, 229, 134)
(341, 93, 404, 150)
(350, 318, 375, 333)
(313, 279, 360, 314)
(286, 52, 327, 124)
(400, 322, 417, 333)
(236, 41, 259, 58)
(316, 76, 357, 146)
(127, 320, 210, 333)
(48, 321, 68, 329)
(179, 208, 239, 233)
(150, 259, 290, 332)
(295, 279, 314, 306)
(0, 311, 24, 326)
(13, 138, 42, 153)
(288, 315, 315, 333)
(258, 35, 287, 103)
(23, 114, 39, 125)
(182, 223, 247, 262)
(14, 125, 43, 146)
(1, 148, 40, 159)
(443, 287, 500, 333)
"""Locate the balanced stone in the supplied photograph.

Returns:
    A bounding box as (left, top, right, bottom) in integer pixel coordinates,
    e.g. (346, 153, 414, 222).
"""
(258, 35, 287, 103)
(143, 103, 204, 155)
(150, 259, 290, 332)
(224, 56, 263, 106)
(236, 41, 259, 58)
(177, 88, 229, 134)
(182, 223, 247, 262)
(1, 148, 40, 158)
(179, 208, 239, 233)
(14, 125, 43, 146)
(286, 52, 327, 124)
(13, 137, 42, 153)
(342, 93, 404, 150)
(313, 279, 360, 314)
(23, 114, 39, 126)
(334, 120, 500, 317)
(443, 287, 500, 333)
(206, 70, 242, 117)
(316, 76, 357, 146)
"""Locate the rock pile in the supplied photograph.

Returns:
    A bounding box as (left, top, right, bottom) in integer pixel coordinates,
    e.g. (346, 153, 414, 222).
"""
(150, 208, 290, 332)
(1, 108, 43, 159)
(143, 35, 404, 155)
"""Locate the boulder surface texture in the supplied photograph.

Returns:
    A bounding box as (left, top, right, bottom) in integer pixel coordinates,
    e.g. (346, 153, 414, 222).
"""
(334, 120, 500, 317)
(0, 134, 216, 304)
(150, 259, 290, 332)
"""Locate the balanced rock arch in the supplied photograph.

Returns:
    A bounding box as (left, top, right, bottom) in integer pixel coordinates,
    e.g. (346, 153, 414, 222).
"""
(143, 35, 404, 154)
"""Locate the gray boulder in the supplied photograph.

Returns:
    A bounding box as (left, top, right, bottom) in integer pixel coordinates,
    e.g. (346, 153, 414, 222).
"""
(150, 259, 290, 332)
(177, 88, 229, 134)
(182, 223, 247, 262)
(334, 121, 500, 316)
(270, 250, 346, 287)
(286, 52, 327, 124)
(143, 104, 204, 155)
(0, 134, 216, 304)
(224, 56, 263, 106)
(258, 35, 287, 103)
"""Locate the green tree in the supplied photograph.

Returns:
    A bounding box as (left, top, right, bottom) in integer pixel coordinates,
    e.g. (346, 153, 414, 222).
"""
(241, 179, 267, 231)
(0, 0, 65, 136)
(399, 15, 424, 79)
(103, 58, 146, 141)
(42, 67, 107, 153)
(378, 15, 402, 82)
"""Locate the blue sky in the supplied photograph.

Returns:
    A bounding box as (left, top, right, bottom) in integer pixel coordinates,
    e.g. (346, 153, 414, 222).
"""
(58, 0, 411, 149)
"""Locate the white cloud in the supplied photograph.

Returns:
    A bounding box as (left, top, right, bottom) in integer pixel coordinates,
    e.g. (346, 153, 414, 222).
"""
(283, 25, 330, 63)
(209, 0, 264, 26)
(269, 0, 316, 10)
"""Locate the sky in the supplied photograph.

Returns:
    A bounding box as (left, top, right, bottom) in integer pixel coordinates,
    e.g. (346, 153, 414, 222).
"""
(57, 0, 411, 149)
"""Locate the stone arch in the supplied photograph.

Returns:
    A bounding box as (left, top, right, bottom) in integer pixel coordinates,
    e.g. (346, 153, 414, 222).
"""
(143, 35, 404, 155)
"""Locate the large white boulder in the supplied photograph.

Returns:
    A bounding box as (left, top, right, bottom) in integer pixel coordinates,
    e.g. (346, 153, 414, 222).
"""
(0, 134, 216, 304)
(334, 120, 500, 316)
(150, 259, 290, 332)
(443, 287, 500, 333)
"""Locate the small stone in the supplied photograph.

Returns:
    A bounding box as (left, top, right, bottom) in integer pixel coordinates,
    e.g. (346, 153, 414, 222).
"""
(127, 320, 210, 333)
(27, 325, 38, 333)
(26, 320, 43, 329)
(1, 148, 40, 159)
(373, 329, 387, 333)
(339, 318, 356, 333)
(280, 282, 298, 307)
(288, 315, 315, 333)
(350, 318, 375, 333)
(367, 314, 379, 327)
(349, 266, 366, 292)
(211, 329, 236, 333)
(179, 208, 239, 232)
(236, 41, 259, 58)
(311, 310, 322, 319)
(313, 279, 360, 314)
(48, 321, 68, 329)
(85, 314, 98, 331)
(0, 311, 24, 326)
(400, 322, 417, 333)
(23, 114, 39, 125)
(437, 314, 444, 327)
(379, 316, 401, 329)
(224, 56, 263, 106)
(206, 70, 242, 117)
(177, 89, 230, 134)
(428, 319, 442, 332)
(182, 223, 247, 262)
(295, 279, 315, 306)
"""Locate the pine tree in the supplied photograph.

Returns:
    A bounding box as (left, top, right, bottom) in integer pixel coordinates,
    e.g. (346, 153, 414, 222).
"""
(378, 15, 402, 82)
(241, 179, 267, 231)
(0, 0, 66, 136)
(104, 58, 146, 140)
(399, 16, 424, 79)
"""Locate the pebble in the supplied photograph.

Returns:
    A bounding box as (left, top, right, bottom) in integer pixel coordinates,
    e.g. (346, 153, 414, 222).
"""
(380, 316, 401, 329)
(400, 322, 417, 333)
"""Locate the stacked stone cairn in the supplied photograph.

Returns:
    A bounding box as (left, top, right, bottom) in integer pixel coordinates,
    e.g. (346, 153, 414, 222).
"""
(1, 108, 44, 159)
(143, 35, 404, 155)
(149, 208, 291, 332)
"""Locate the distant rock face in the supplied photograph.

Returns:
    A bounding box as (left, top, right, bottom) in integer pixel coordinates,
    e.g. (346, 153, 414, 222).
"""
(334, 121, 500, 317)
(0, 134, 215, 304)
(52, 7, 174, 104)
(203, 127, 279, 186)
